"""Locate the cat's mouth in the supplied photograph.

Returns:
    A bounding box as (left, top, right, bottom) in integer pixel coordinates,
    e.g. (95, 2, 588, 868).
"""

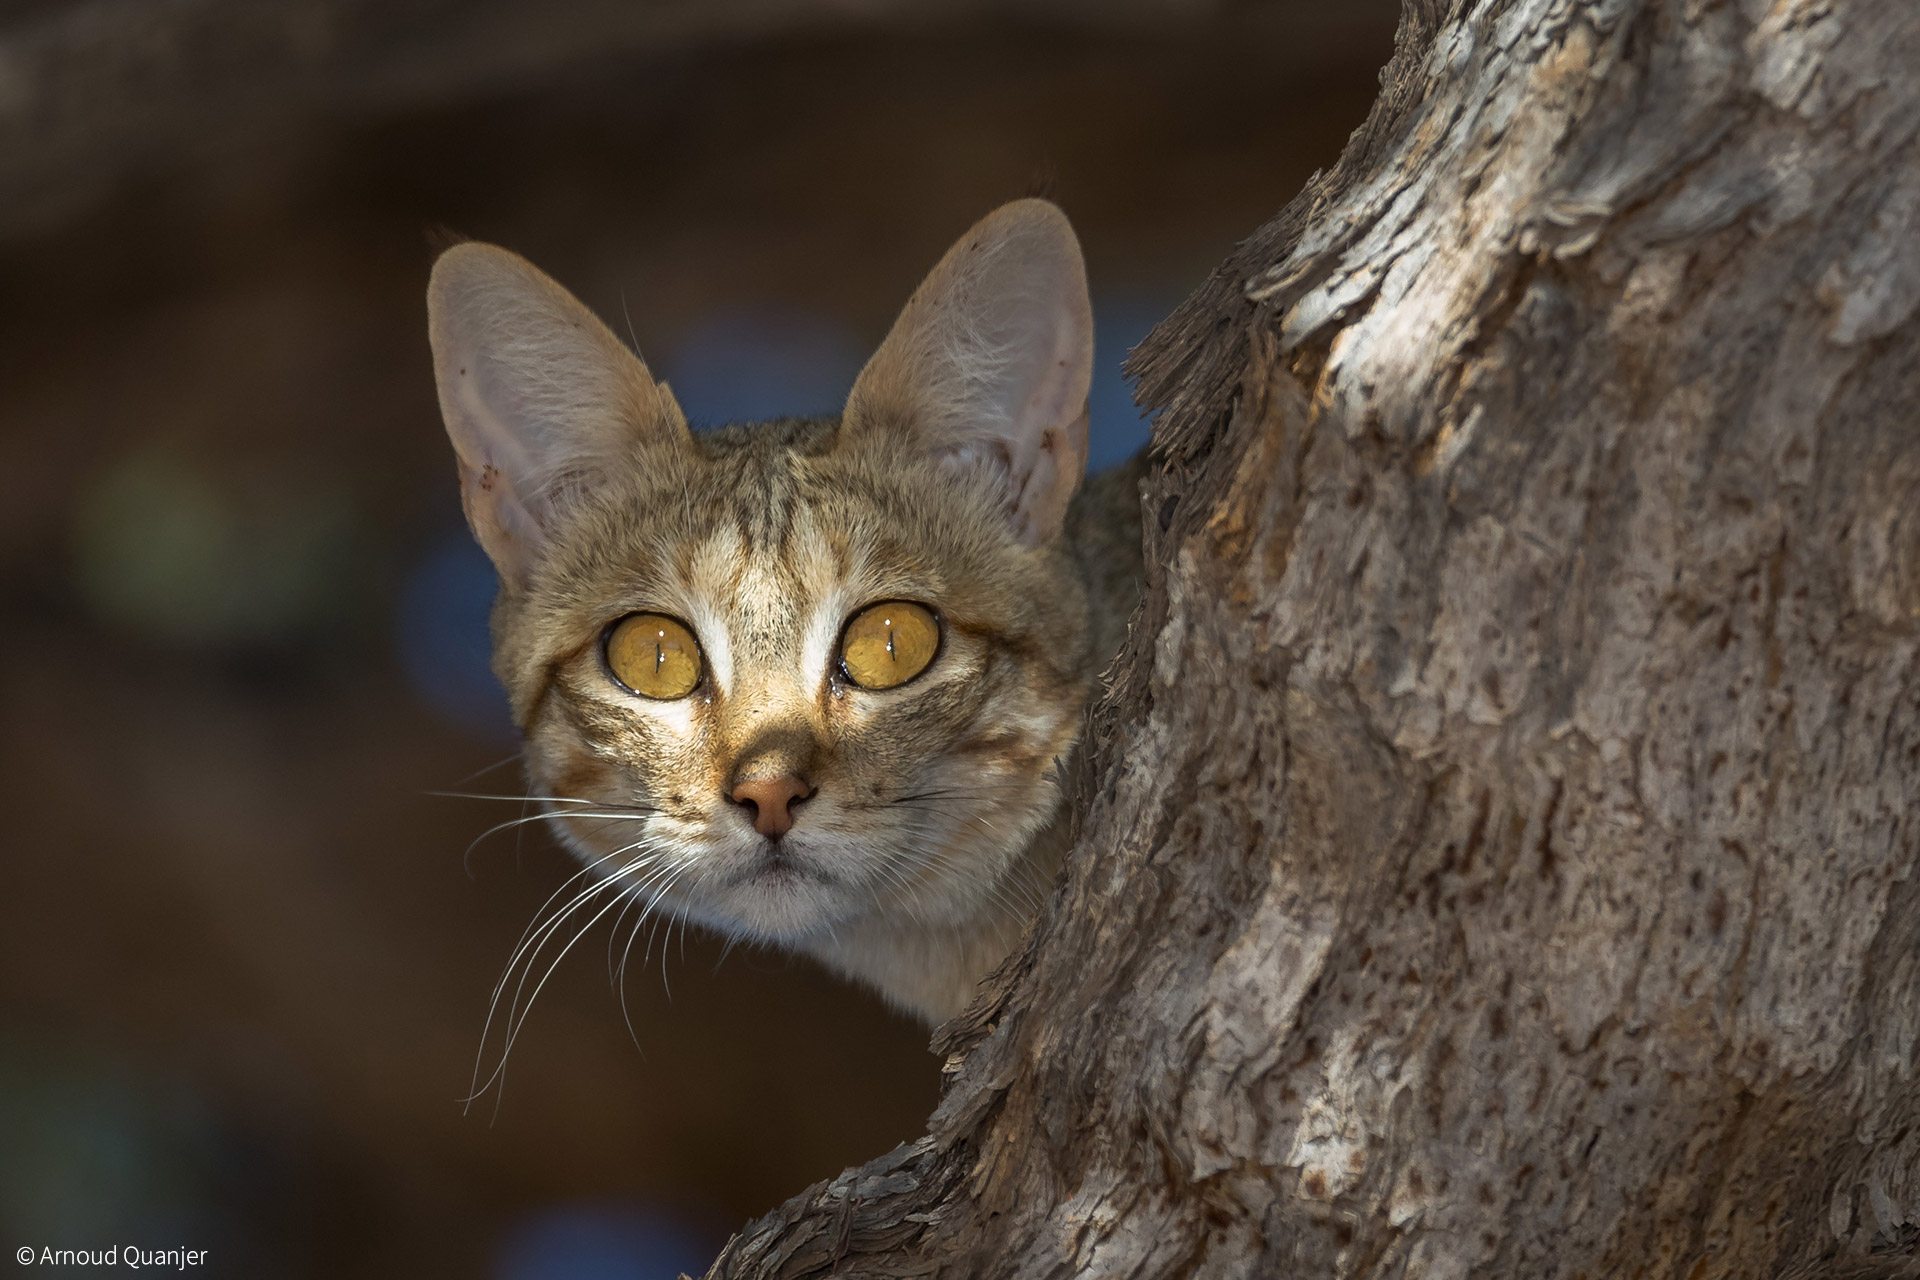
(729, 836, 830, 887)
(681, 831, 867, 943)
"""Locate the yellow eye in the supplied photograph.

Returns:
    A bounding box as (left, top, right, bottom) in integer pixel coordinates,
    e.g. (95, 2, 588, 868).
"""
(605, 613, 703, 700)
(839, 601, 940, 690)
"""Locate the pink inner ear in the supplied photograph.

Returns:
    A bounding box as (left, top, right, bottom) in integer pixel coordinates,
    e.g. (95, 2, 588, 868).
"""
(931, 407, 1085, 549)
(1013, 410, 1088, 548)
(839, 201, 1094, 544)
(458, 456, 542, 585)
(428, 240, 692, 587)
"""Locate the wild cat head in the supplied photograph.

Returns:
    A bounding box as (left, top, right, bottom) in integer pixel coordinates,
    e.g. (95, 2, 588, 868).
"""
(426, 201, 1099, 947)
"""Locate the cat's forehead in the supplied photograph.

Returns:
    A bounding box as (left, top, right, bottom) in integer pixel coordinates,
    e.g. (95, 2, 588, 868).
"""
(673, 417, 884, 569)
(668, 498, 857, 654)
(685, 416, 837, 531)
(544, 417, 943, 619)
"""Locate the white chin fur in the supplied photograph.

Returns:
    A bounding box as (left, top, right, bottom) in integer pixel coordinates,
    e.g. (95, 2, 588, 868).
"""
(635, 827, 865, 945)
(555, 782, 1044, 948)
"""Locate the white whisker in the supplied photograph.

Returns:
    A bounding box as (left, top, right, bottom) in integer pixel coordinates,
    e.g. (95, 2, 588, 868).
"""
(467, 836, 676, 1109)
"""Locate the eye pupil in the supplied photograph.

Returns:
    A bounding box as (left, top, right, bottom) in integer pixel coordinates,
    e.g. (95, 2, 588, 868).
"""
(840, 602, 938, 690)
(605, 613, 703, 700)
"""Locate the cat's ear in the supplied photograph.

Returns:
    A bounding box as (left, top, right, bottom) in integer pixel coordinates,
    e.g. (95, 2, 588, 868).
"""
(427, 243, 687, 587)
(843, 199, 1093, 547)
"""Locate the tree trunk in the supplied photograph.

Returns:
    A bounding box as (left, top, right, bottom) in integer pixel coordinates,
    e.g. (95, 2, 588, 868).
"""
(706, 0, 1920, 1275)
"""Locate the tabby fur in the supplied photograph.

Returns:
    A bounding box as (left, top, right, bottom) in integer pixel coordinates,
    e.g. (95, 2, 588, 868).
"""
(429, 200, 1141, 1023)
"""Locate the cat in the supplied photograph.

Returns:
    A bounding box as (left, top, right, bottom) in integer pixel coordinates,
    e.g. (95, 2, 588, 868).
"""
(427, 199, 1142, 1026)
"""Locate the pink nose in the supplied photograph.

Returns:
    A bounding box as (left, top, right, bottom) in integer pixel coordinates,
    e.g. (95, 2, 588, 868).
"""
(731, 774, 813, 838)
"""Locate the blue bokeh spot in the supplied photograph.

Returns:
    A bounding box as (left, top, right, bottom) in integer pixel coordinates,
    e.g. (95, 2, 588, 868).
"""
(495, 1202, 716, 1280)
(395, 531, 516, 744)
(1087, 297, 1169, 471)
(663, 307, 866, 427)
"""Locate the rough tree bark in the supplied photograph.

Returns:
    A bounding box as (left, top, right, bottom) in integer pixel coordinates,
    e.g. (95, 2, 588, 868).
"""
(707, 0, 1920, 1276)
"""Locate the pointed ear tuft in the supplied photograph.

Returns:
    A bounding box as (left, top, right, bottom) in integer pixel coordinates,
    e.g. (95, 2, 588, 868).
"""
(843, 199, 1093, 547)
(427, 244, 687, 587)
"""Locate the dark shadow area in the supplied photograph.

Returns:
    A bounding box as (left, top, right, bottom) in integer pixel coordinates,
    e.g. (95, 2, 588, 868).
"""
(0, 7, 1393, 1276)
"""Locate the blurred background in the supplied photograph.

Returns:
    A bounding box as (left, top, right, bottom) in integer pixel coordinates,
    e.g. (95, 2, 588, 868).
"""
(0, 2, 1394, 1275)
